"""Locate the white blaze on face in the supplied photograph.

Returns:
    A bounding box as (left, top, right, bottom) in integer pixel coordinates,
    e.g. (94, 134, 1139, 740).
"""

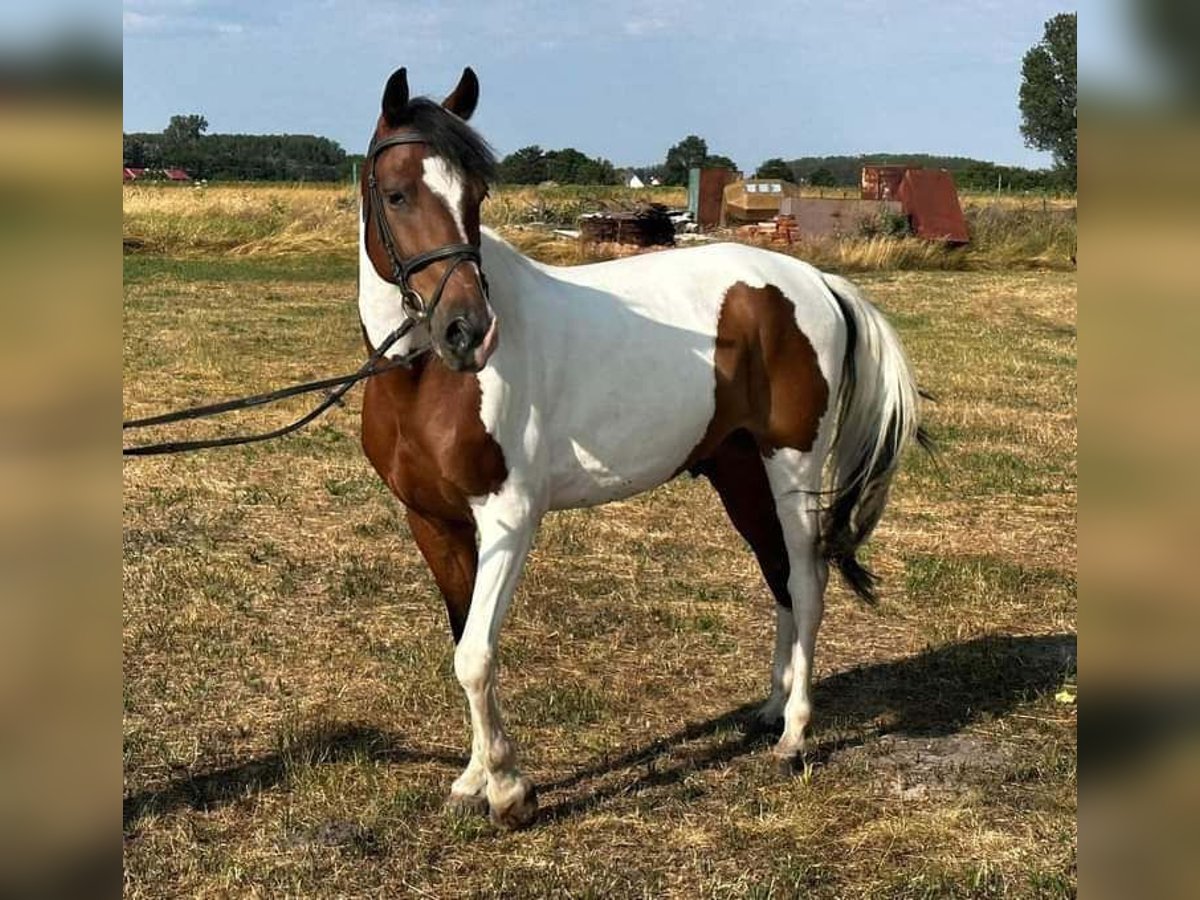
(422, 156, 468, 241)
(422, 155, 496, 326)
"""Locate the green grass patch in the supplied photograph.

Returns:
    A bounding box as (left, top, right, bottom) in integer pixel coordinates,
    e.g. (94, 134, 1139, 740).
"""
(124, 253, 355, 285)
(904, 553, 1075, 608)
(512, 682, 607, 727)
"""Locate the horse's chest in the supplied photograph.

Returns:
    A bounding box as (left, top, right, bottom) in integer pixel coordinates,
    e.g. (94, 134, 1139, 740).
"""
(361, 374, 509, 521)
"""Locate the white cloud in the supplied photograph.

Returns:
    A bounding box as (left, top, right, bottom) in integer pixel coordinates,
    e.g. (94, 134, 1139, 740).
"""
(122, 0, 260, 37)
(624, 17, 669, 37)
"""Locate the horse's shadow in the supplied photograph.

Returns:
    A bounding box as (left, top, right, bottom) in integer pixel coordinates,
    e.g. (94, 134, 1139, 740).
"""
(123, 632, 1074, 832)
(536, 631, 1075, 823)
(122, 728, 468, 830)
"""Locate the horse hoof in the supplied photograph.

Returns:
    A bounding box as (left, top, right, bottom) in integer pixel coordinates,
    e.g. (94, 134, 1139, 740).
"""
(771, 739, 805, 777)
(773, 752, 799, 778)
(489, 778, 538, 830)
(752, 702, 784, 733)
(446, 791, 489, 817)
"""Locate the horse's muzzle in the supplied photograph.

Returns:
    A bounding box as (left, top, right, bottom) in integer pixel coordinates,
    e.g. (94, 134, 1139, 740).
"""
(439, 311, 498, 372)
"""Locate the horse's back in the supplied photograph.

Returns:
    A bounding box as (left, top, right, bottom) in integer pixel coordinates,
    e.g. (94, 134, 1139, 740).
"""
(480, 237, 848, 510)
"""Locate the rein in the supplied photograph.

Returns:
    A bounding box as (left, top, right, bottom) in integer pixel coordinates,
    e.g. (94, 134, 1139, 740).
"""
(122, 320, 420, 457)
(123, 131, 487, 458)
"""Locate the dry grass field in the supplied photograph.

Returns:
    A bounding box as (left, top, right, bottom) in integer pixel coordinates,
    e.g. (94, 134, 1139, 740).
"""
(123, 184, 1076, 898)
(122, 183, 1075, 273)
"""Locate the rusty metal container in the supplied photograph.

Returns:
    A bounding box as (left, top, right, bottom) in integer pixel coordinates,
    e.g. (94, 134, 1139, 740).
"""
(688, 167, 735, 228)
(897, 169, 969, 243)
(861, 165, 908, 200)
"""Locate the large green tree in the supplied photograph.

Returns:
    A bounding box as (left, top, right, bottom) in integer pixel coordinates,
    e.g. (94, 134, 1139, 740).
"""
(754, 157, 795, 182)
(495, 145, 617, 185)
(663, 136, 739, 185)
(704, 154, 737, 172)
(808, 166, 837, 187)
(164, 114, 208, 143)
(544, 147, 617, 184)
(1019, 13, 1076, 186)
(497, 145, 547, 184)
(663, 135, 708, 185)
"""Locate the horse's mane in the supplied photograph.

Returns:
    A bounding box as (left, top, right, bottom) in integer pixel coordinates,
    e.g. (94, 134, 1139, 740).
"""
(392, 97, 496, 184)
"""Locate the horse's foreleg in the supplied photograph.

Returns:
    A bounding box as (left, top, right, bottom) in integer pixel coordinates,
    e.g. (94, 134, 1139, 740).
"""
(762, 448, 829, 764)
(404, 508, 489, 813)
(453, 486, 539, 829)
(405, 508, 477, 642)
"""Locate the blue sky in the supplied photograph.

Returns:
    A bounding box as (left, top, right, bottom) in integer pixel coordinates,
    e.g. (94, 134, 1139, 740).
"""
(122, 1, 1075, 170)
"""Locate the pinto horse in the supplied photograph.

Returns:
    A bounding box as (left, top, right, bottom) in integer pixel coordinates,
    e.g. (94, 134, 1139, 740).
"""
(358, 67, 925, 829)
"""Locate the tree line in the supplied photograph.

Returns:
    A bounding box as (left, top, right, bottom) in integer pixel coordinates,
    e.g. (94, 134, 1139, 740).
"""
(124, 114, 352, 182)
(496, 146, 619, 185)
(751, 153, 1072, 193)
(495, 135, 738, 186)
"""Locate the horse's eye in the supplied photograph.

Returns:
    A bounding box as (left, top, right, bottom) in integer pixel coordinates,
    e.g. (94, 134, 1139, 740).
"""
(387, 192, 407, 207)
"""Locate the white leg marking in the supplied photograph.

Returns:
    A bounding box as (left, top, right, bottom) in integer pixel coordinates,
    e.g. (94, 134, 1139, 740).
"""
(451, 483, 541, 827)
(762, 449, 829, 760)
(759, 604, 795, 724)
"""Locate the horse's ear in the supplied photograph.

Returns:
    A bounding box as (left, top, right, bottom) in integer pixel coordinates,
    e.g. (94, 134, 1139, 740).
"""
(381, 67, 409, 126)
(442, 67, 479, 121)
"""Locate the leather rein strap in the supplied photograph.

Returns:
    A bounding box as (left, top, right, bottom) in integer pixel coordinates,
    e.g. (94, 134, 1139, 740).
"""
(122, 132, 487, 457)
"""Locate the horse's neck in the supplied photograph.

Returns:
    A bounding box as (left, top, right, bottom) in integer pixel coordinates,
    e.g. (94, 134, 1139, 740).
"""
(479, 228, 592, 334)
(480, 228, 548, 298)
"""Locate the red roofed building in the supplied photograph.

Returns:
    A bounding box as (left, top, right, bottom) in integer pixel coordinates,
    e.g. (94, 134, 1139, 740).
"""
(122, 167, 192, 182)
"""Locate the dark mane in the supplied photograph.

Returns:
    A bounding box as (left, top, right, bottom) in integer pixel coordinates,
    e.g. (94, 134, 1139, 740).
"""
(389, 97, 496, 184)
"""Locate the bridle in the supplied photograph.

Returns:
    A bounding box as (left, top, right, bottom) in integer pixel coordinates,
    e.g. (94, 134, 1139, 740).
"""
(121, 131, 492, 457)
(364, 131, 488, 329)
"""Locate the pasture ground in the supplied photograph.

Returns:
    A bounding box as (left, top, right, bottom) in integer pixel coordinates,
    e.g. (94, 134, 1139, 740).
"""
(123, 187, 1076, 898)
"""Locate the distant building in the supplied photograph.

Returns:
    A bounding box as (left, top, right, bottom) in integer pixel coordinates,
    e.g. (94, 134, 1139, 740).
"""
(122, 167, 192, 183)
(627, 174, 645, 189)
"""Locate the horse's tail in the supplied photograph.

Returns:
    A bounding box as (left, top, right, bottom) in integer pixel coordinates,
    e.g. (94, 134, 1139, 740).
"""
(819, 273, 931, 603)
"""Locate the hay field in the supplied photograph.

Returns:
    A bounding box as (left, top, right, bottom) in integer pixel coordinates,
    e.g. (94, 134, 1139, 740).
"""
(122, 182, 1075, 272)
(123, 185, 1076, 898)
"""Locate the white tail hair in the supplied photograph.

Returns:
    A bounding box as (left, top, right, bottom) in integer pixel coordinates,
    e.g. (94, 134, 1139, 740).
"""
(820, 273, 929, 602)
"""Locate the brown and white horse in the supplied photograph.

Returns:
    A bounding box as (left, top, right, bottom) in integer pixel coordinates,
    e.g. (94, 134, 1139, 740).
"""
(358, 67, 925, 828)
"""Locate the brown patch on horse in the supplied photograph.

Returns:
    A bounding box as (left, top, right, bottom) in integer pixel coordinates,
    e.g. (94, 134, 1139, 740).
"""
(686, 281, 830, 467)
(360, 356, 508, 524)
(682, 281, 830, 610)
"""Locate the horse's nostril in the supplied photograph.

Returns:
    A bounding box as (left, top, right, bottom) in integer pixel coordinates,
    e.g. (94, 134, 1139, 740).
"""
(444, 317, 475, 352)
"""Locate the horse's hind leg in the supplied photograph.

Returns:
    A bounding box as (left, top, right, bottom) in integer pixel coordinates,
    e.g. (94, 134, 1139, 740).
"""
(761, 448, 829, 764)
(700, 431, 795, 725)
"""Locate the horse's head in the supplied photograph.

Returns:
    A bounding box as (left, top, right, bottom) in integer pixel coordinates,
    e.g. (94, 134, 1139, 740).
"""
(360, 67, 497, 372)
